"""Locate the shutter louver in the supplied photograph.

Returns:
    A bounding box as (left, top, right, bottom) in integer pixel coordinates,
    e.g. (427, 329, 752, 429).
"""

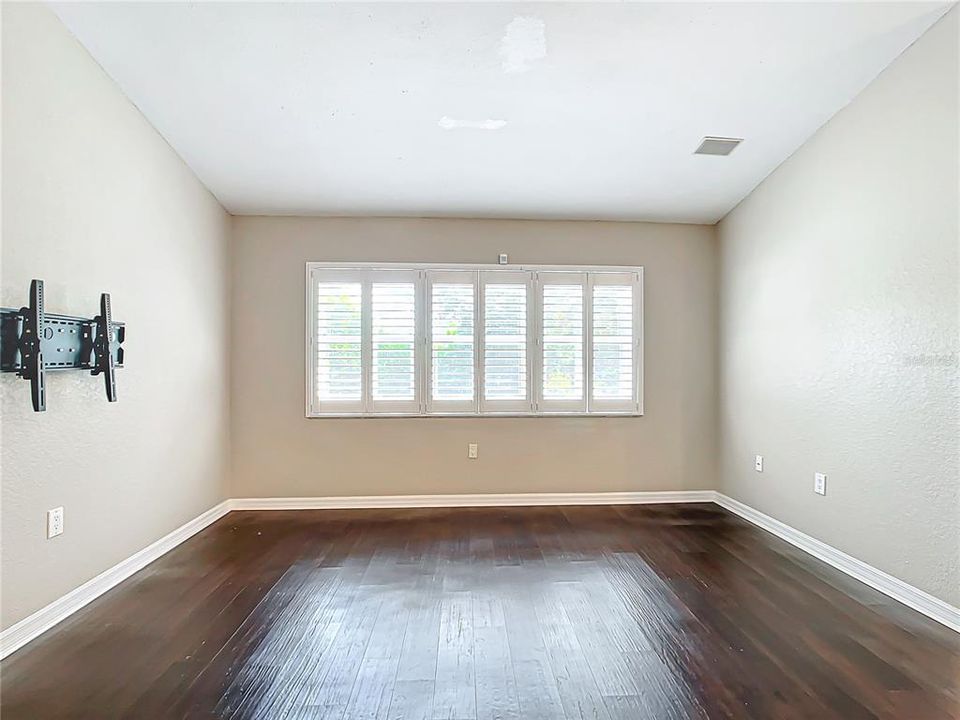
(372, 282, 416, 401)
(542, 284, 584, 402)
(484, 284, 527, 401)
(315, 281, 362, 403)
(431, 281, 476, 405)
(592, 285, 633, 399)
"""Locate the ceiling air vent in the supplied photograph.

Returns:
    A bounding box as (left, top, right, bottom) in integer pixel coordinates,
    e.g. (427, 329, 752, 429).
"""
(694, 136, 742, 156)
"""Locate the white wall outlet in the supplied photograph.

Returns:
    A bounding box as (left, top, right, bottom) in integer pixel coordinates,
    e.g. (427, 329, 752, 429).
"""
(755, 455, 763, 472)
(498, 253, 508, 265)
(47, 507, 64, 538)
(468, 443, 478, 459)
(814, 473, 827, 496)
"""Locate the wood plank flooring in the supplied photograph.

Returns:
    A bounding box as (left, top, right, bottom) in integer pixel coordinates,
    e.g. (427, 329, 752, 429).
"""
(2, 504, 958, 719)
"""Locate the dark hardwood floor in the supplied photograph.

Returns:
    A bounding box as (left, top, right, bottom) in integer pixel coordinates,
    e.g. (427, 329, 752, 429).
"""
(2, 504, 958, 719)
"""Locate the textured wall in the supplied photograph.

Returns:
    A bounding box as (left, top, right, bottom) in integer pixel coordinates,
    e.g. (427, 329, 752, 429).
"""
(231, 216, 717, 498)
(718, 9, 959, 606)
(1, 4, 231, 628)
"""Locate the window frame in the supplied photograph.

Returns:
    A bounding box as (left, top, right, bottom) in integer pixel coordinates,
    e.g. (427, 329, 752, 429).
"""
(306, 262, 643, 418)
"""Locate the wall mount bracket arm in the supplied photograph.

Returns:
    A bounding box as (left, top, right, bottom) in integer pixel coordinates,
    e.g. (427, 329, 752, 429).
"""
(0, 279, 125, 412)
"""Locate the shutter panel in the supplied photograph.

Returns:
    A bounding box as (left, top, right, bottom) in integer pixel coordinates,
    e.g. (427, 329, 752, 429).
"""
(590, 271, 640, 413)
(592, 285, 632, 398)
(536, 272, 587, 413)
(312, 273, 364, 414)
(369, 271, 420, 413)
(427, 271, 478, 413)
(481, 271, 533, 413)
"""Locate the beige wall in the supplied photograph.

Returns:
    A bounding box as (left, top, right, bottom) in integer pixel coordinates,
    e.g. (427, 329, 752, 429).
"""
(231, 216, 717, 498)
(1, 4, 231, 628)
(718, 9, 959, 606)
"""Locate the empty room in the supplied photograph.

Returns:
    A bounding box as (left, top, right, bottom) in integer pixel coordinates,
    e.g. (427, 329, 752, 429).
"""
(1, 1, 958, 718)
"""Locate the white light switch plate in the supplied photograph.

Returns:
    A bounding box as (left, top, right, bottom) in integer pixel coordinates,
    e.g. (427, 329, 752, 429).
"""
(468, 443, 478, 459)
(814, 473, 827, 496)
(498, 253, 508, 265)
(47, 507, 64, 538)
(755, 455, 763, 472)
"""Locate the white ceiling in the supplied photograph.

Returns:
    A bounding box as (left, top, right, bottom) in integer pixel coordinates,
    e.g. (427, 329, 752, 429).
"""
(51, 2, 952, 224)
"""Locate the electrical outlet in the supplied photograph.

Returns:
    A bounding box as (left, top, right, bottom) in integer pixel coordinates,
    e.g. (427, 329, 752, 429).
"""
(814, 473, 827, 496)
(755, 455, 763, 472)
(468, 443, 478, 459)
(498, 253, 508, 265)
(47, 507, 64, 538)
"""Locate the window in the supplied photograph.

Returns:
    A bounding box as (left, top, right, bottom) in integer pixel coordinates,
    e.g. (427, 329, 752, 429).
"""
(309, 268, 420, 414)
(371, 278, 417, 404)
(590, 272, 637, 413)
(307, 263, 642, 417)
(314, 277, 362, 411)
(538, 272, 586, 413)
(427, 271, 477, 413)
(481, 270, 532, 413)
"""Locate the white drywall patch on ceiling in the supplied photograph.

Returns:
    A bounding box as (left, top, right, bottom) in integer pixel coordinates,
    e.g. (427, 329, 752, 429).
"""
(500, 16, 547, 74)
(49, 2, 954, 222)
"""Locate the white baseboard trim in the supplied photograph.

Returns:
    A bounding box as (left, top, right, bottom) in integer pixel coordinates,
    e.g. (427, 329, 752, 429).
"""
(230, 490, 716, 511)
(714, 493, 960, 634)
(0, 499, 233, 660)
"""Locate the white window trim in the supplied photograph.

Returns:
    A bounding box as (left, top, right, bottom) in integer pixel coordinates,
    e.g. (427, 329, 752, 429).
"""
(306, 262, 643, 418)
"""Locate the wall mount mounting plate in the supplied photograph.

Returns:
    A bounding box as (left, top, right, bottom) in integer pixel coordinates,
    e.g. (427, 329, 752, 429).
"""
(0, 279, 125, 411)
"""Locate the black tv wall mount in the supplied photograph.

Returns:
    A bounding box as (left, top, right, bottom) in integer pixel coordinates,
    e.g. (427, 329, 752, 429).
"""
(1, 279, 125, 412)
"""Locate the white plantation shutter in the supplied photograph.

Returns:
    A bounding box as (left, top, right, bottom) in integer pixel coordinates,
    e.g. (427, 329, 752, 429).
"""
(427, 271, 478, 412)
(369, 270, 420, 413)
(307, 263, 642, 417)
(536, 272, 588, 413)
(590, 271, 641, 413)
(481, 271, 533, 413)
(311, 271, 364, 414)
